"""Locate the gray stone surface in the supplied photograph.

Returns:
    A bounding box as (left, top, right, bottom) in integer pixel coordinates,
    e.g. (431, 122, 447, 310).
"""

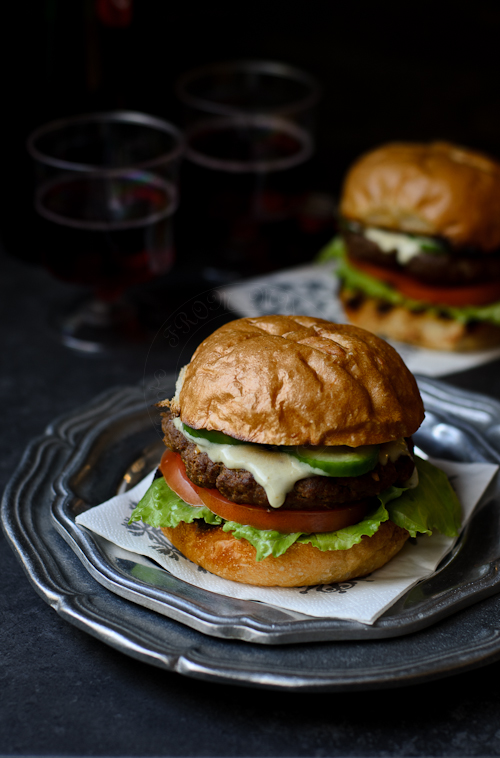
(3, 246, 500, 756)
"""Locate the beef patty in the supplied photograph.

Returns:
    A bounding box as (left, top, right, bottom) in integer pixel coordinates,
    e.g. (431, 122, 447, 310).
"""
(161, 411, 415, 511)
(344, 230, 500, 287)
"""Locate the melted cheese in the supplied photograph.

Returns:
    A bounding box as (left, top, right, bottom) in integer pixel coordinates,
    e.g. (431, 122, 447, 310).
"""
(173, 418, 327, 508)
(364, 228, 425, 265)
(378, 438, 410, 466)
(173, 419, 415, 509)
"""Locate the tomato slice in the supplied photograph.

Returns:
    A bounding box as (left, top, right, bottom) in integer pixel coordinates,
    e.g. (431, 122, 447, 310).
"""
(160, 450, 204, 505)
(349, 258, 500, 307)
(160, 450, 369, 533)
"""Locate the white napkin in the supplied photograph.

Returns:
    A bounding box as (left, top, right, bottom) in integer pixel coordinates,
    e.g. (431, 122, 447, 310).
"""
(216, 261, 500, 378)
(75, 457, 497, 625)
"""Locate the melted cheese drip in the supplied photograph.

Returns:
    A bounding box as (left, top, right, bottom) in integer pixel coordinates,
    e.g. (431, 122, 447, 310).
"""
(378, 438, 410, 466)
(173, 419, 415, 508)
(364, 228, 425, 265)
(173, 418, 327, 508)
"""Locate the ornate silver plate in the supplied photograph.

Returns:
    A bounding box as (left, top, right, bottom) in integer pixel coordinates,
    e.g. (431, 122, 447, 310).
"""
(3, 375, 500, 690)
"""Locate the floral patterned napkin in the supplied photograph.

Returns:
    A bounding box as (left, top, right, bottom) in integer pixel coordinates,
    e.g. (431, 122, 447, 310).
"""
(75, 457, 497, 624)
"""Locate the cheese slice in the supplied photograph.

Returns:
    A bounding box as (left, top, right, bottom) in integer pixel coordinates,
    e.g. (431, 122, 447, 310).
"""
(172, 418, 414, 509)
(173, 417, 327, 508)
(364, 228, 428, 265)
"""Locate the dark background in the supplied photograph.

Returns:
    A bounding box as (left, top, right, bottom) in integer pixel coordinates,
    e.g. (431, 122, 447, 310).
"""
(3, 0, 500, 267)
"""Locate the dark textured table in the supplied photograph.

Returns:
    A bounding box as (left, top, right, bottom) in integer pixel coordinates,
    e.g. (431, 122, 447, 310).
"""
(3, 244, 500, 757)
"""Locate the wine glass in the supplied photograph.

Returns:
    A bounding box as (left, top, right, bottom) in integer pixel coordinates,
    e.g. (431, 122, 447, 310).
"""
(174, 60, 328, 282)
(27, 111, 184, 352)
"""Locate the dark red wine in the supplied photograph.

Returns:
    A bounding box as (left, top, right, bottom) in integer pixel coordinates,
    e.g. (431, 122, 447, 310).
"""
(36, 171, 177, 300)
(176, 119, 317, 279)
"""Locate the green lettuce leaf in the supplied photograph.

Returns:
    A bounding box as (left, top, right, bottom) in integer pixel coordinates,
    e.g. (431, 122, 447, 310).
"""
(300, 499, 389, 553)
(386, 457, 462, 538)
(222, 522, 302, 561)
(129, 457, 461, 561)
(129, 477, 223, 528)
(318, 235, 500, 326)
(317, 235, 346, 262)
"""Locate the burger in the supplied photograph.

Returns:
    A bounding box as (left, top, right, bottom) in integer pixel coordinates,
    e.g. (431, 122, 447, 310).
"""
(320, 141, 500, 351)
(130, 315, 461, 587)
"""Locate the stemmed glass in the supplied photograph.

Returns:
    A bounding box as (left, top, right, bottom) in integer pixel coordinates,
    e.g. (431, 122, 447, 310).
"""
(27, 111, 184, 351)
(175, 60, 323, 281)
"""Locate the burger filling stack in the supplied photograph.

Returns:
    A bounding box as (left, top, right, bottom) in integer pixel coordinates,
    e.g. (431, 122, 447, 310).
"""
(320, 141, 500, 351)
(130, 316, 461, 587)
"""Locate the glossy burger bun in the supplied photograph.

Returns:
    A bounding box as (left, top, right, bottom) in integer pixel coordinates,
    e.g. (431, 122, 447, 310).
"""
(161, 520, 409, 587)
(168, 315, 424, 447)
(340, 141, 500, 251)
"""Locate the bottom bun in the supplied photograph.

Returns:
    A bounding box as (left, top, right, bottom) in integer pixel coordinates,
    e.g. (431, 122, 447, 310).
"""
(161, 520, 409, 587)
(340, 290, 500, 352)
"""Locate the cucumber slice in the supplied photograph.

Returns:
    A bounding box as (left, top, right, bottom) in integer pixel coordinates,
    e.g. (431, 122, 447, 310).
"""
(410, 234, 446, 254)
(288, 444, 379, 477)
(182, 423, 246, 445)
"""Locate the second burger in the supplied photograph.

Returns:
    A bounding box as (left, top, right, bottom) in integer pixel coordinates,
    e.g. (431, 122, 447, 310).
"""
(321, 141, 500, 351)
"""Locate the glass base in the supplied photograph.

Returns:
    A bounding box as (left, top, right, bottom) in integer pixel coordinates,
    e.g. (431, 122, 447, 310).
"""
(51, 296, 145, 353)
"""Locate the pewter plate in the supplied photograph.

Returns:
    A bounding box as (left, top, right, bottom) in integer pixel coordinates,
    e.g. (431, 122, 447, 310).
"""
(3, 376, 500, 691)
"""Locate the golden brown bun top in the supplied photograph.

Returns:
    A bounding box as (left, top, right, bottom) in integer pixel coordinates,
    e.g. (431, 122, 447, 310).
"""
(170, 315, 424, 447)
(340, 141, 500, 251)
